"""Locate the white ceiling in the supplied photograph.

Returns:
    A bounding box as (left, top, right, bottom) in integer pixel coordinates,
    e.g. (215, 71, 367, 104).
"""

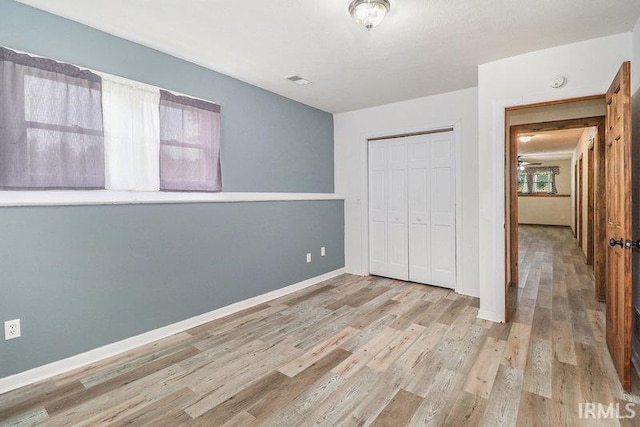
(17, 0, 640, 113)
(518, 127, 589, 161)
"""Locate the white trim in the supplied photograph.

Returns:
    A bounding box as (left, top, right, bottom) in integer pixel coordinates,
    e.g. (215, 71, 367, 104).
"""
(452, 121, 465, 296)
(359, 120, 465, 295)
(0, 191, 345, 207)
(463, 288, 481, 299)
(477, 309, 504, 323)
(0, 267, 346, 394)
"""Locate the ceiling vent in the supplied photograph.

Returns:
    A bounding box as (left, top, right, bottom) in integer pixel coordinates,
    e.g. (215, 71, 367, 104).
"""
(285, 75, 312, 85)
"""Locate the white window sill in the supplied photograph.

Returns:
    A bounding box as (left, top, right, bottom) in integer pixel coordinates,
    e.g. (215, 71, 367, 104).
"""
(0, 191, 346, 207)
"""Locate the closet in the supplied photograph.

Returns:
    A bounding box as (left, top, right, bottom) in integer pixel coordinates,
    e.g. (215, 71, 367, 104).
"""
(368, 131, 456, 289)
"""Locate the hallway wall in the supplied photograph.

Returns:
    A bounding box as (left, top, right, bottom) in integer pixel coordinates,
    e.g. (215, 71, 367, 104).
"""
(571, 127, 598, 258)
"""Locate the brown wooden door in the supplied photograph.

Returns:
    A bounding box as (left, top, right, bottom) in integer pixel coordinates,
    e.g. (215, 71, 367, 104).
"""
(605, 61, 632, 391)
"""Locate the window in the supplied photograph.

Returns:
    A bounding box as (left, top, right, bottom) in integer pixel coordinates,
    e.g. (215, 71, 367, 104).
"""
(0, 47, 104, 189)
(517, 173, 528, 193)
(159, 90, 221, 192)
(0, 47, 223, 194)
(518, 167, 559, 194)
(533, 171, 554, 193)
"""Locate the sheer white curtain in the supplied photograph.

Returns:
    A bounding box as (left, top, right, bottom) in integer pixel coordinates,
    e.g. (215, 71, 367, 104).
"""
(101, 74, 160, 191)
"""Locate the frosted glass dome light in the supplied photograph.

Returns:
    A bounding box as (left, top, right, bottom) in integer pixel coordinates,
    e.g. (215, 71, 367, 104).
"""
(349, 0, 391, 31)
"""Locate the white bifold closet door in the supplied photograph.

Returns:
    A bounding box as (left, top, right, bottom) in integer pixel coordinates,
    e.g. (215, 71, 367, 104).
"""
(369, 140, 409, 280)
(368, 132, 456, 289)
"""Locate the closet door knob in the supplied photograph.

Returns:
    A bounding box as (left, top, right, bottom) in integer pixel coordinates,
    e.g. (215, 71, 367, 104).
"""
(416, 217, 422, 222)
(394, 217, 400, 221)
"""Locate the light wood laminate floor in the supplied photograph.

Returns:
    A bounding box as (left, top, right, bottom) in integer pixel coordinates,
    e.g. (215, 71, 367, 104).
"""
(1, 225, 639, 426)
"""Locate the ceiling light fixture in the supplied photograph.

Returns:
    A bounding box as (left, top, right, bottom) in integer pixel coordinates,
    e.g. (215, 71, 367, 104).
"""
(518, 135, 533, 143)
(349, 0, 391, 31)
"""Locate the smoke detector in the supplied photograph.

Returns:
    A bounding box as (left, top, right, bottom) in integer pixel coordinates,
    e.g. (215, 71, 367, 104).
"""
(550, 75, 566, 88)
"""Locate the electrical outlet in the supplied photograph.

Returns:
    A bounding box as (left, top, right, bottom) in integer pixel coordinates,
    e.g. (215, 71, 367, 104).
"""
(321, 247, 326, 256)
(5, 319, 21, 340)
(306, 253, 312, 263)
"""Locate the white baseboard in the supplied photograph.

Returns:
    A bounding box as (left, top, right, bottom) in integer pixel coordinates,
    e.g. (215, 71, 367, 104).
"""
(0, 268, 346, 395)
(477, 309, 504, 323)
(457, 287, 480, 298)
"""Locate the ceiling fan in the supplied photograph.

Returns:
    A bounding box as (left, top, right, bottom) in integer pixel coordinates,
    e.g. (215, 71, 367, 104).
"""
(518, 156, 542, 168)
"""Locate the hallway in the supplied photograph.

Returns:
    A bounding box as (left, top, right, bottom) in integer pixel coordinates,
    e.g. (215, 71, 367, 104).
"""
(515, 225, 639, 425)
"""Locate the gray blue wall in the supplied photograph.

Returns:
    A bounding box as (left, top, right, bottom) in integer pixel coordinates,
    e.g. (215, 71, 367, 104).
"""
(0, 0, 342, 378)
(1, 202, 344, 377)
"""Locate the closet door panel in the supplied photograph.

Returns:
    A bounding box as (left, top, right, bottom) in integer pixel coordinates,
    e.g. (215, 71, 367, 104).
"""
(430, 133, 456, 287)
(389, 222, 408, 278)
(387, 142, 408, 280)
(408, 137, 431, 284)
(368, 142, 387, 276)
(432, 224, 454, 285)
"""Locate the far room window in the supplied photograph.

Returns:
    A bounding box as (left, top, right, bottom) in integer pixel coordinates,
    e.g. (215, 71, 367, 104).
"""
(518, 168, 558, 195)
(517, 173, 528, 193)
(533, 171, 555, 194)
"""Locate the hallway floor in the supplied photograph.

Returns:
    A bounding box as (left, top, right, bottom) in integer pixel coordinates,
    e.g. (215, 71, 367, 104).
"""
(515, 225, 639, 425)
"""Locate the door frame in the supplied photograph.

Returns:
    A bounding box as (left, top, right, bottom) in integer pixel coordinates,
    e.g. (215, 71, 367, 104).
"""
(587, 143, 595, 265)
(360, 121, 465, 294)
(578, 154, 584, 250)
(574, 162, 579, 238)
(505, 109, 607, 320)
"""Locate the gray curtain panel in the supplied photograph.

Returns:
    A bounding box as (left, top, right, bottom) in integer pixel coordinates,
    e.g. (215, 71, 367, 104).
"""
(159, 90, 221, 192)
(550, 172, 558, 194)
(525, 173, 533, 194)
(0, 47, 105, 189)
